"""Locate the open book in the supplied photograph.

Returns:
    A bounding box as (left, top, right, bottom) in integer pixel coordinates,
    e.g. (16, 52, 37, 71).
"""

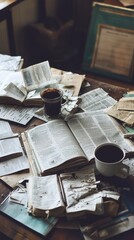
(27, 166, 120, 219)
(0, 61, 85, 107)
(22, 111, 134, 176)
(0, 60, 52, 106)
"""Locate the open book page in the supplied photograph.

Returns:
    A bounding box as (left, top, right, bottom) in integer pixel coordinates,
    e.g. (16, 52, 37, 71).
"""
(24, 89, 42, 104)
(0, 150, 29, 176)
(24, 119, 88, 175)
(27, 174, 65, 217)
(67, 111, 134, 161)
(0, 120, 15, 139)
(22, 60, 52, 91)
(79, 88, 117, 112)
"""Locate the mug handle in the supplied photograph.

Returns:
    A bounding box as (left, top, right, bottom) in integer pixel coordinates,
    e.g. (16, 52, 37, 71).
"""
(115, 163, 129, 179)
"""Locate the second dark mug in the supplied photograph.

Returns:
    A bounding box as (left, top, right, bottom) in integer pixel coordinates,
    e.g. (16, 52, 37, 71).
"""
(40, 88, 62, 117)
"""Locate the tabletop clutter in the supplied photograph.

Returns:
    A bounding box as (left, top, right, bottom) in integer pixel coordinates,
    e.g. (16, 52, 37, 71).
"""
(0, 54, 134, 240)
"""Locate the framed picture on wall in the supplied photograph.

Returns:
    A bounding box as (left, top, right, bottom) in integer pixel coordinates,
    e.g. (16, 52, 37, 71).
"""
(82, 2, 134, 83)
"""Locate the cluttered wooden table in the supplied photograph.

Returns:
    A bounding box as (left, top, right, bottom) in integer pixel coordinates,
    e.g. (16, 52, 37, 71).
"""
(0, 0, 134, 237)
(0, 63, 134, 240)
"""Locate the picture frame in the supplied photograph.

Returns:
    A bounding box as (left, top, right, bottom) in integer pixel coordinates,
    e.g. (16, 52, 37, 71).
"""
(82, 2, 134, 83)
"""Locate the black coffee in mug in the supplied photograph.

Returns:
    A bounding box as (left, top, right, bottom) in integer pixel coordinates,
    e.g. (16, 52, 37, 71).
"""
(40, 88, 62, 117)
(94, 143, 129, 178)
(95, 144, 124, 163)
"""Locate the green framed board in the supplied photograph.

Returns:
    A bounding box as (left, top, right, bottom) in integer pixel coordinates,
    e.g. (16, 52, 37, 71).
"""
(82, 2, 134, 83)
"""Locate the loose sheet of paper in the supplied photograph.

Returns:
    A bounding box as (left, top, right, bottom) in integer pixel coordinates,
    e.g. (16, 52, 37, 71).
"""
(79, 88, 116, 111)
(0, 54, 23, 71)
(0, 105, 38, 125)
(106, 103, 134, 126)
